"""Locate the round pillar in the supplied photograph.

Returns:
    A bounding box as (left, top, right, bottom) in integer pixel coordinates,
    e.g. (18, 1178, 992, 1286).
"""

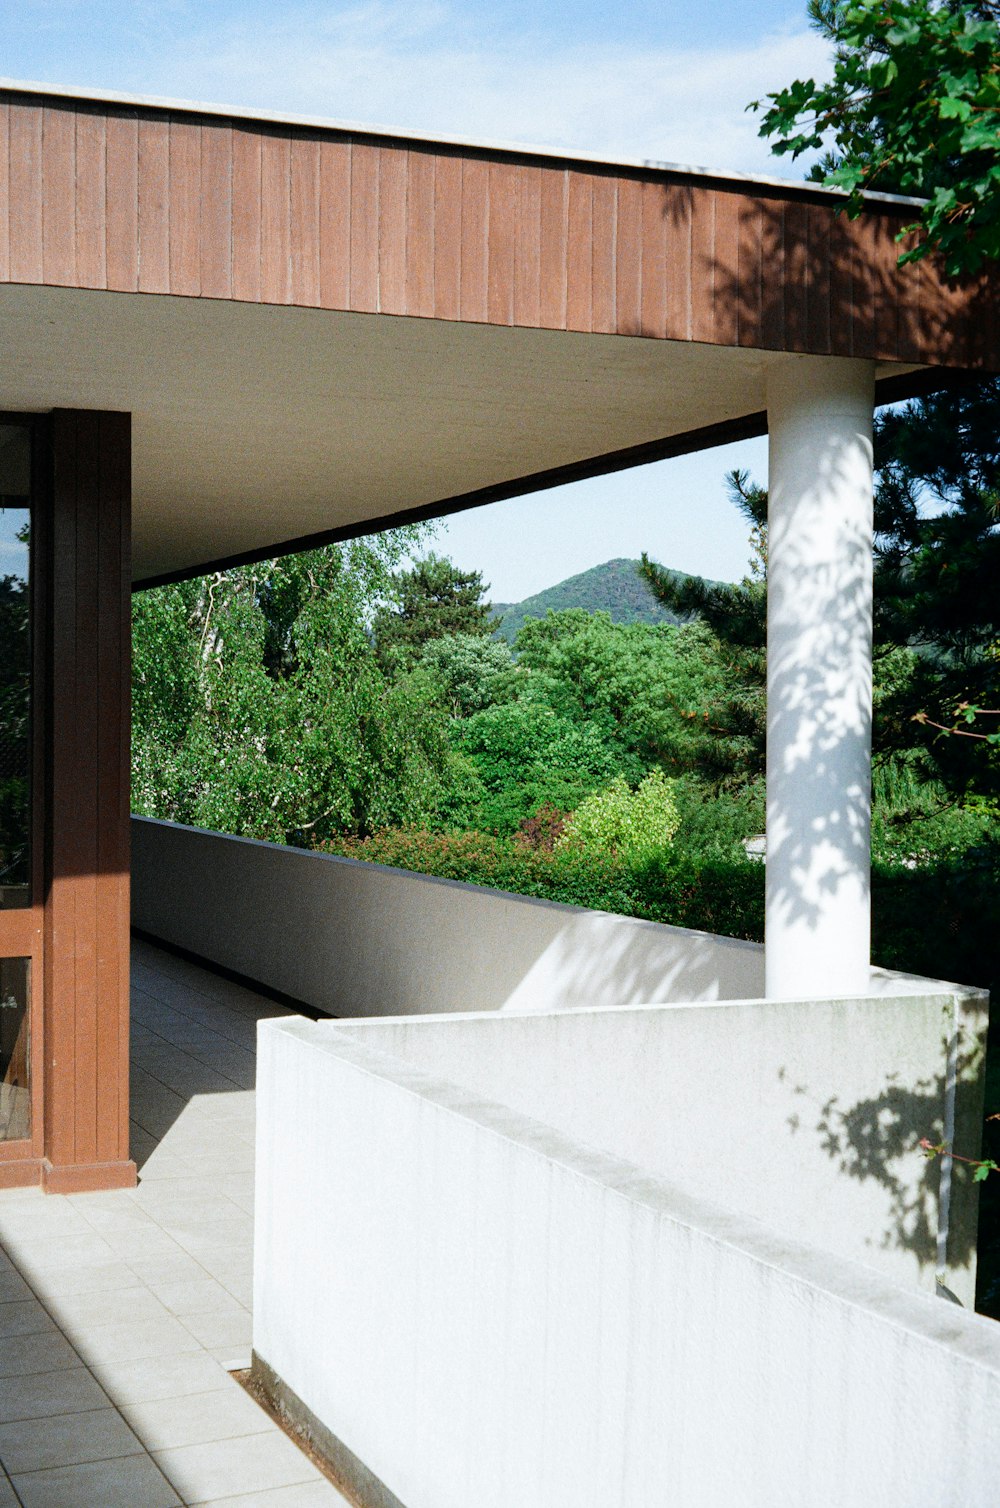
(765, 356, 875, 999)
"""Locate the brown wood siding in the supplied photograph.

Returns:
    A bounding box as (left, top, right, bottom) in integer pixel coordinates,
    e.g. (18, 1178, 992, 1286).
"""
(44, 410, 134, 1193)
(1, 90, 996, 369)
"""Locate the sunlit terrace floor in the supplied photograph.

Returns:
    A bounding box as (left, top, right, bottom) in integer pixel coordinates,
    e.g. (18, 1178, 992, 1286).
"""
(0, 939, 349, 1508)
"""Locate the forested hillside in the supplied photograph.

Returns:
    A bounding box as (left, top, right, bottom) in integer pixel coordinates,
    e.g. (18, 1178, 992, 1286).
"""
(493, 557, 707, 642)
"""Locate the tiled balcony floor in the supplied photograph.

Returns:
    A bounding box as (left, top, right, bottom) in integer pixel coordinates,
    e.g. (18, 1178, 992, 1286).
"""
(0, 938, 349, 1508)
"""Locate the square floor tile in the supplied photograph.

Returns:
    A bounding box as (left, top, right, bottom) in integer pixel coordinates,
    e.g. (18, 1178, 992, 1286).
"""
(0, 1405, 143, 1473)
(0, 1367, 112, 1424)
(154, 1431, 320, 1502)
(13, 1452, 181, 1508)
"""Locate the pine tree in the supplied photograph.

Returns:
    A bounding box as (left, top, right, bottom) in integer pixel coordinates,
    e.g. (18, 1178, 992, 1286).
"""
(373, 553, 498, 672)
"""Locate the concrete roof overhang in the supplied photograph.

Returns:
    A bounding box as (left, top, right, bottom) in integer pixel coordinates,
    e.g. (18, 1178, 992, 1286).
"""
(0, 81, 995, 585)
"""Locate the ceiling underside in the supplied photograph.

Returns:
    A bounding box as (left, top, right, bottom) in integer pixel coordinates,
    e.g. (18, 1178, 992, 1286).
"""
(0, 284, 918, 584)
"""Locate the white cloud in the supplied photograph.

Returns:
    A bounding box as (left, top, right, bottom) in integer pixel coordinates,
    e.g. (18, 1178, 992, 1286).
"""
(161, 4, 830, 178)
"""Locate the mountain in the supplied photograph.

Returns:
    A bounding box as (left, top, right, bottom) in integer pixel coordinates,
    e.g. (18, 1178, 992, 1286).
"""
(491, 558, 707, 644)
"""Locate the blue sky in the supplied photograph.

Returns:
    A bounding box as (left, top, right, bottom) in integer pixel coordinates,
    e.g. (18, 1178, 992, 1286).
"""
(5, 1, 828, 598)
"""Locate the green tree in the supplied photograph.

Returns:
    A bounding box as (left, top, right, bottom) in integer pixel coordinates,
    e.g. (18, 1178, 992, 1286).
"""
(513, 609, 730, 776)
(132, 531, 453, 843)
(417, 632, 516, 717)
(754, 0, 1000, 276)
(640, 471, 768, 787)
(373, 553, 497, 672)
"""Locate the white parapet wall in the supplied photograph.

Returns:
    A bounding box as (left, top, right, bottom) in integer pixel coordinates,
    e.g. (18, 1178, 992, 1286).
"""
(329, 990, 987, 1302)
(254, 1016, 1000, 1508)
(132, 816, 950, 1013)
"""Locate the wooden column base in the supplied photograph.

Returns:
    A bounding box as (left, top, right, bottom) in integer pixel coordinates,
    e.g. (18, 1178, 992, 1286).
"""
(41, 1158, 137, 1195)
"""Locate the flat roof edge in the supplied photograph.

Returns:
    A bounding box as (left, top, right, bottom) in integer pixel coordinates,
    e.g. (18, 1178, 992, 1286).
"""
(0, 76, 927, 211)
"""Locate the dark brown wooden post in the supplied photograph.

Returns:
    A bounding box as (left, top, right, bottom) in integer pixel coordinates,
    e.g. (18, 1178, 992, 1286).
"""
(43, 410, 135, 1193)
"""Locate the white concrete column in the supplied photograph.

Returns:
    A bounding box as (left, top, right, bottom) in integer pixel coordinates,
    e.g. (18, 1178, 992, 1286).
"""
(765, 356, 875, 999)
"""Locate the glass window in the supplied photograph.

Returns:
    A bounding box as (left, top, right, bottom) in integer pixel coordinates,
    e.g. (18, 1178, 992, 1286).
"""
(0, 424, 31, 909)
(0, 958, 30, 1142)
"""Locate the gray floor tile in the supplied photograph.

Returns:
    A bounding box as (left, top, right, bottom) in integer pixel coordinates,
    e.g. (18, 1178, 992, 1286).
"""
(0, 1404, 143, 1474)
(0, 1299, 56, 1340)
(0, 1331, 82, 1380)
(13, 1452, 181, 1508)
(0, 1367, 112, 1423)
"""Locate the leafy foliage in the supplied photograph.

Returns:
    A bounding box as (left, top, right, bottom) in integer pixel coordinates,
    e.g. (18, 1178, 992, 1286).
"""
(754, 0, 1000, 276)
(559, 769, 681, 865)
(132, 532, 453, 843)
(641, 471, 768, 786)
(372, 553, 497, 672)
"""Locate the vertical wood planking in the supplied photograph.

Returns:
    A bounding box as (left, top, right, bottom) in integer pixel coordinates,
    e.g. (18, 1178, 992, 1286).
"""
(805, 203, 832, 355)
(71, 415, 101, 1166)
(459, 157, 489, 323)
(513, 164, 541, 328)
(289, 134, 320, 307)
(406, 148, 436, 317)
(46, 414, 79, 1172)
(782, 200, 809, 351)
(231, 125, 262, 302)
(41, 106, 76, 286)
(319, 137, 351, 311)
(137, 115, 170, 294)
(46, 412, 133, 1184)
(75, 109, 107, 289)
(662, 183, 691, 341)
(349, 142, 379, 313)
(168, 118, 201, 297)
(689, 189, 716, 344)
(711, 190, 740, 348)
(590, 173, 616, 335)
(873, 213, 900, 361)
(94, 414, 131, 1164)
(615, 176, 642, 337)
(538, 166, 567, 330)
(566, 171, 593, 332)
(433, 153, 463, 320)
(642, 179, 669, 338)
(377, 145, 408, 315)
(487, 161, 517, 325)
(895, 230, 924, 364)
(8, 101, 43, 282)
(105, 113, 138, 292)
(828, 207, 853, 357)
(200, 122, 233, 300)
(760, 197, 785, 350)
(0, 103, 9, 282)
(737, 195, 764, 348)
(850, 214, 876, 359)
(260, 131, 290, 305)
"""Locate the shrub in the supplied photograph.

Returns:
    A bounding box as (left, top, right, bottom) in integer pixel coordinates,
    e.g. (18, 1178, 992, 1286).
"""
(558, 769, 680, 865)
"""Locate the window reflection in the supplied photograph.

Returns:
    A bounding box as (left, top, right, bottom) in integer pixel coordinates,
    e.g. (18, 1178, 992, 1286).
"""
(0, 958, 29, 1142)
(0, 424, 31, 908)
